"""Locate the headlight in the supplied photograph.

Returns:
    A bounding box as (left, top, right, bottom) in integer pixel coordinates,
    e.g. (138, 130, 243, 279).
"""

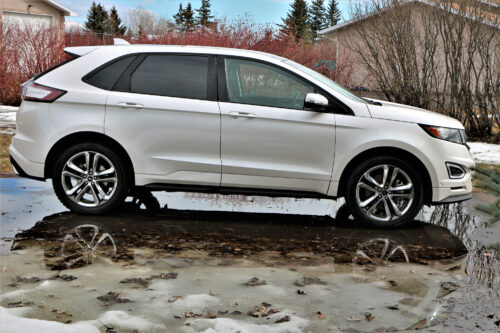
(419, 125, 467, 145)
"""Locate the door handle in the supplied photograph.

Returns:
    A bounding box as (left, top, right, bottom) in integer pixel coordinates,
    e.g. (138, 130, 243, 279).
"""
(117, 102, 144, 110)
(229, 111, 256, 118)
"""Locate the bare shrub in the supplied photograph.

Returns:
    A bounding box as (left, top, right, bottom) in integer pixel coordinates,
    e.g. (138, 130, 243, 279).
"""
(348, 0, 499, 141)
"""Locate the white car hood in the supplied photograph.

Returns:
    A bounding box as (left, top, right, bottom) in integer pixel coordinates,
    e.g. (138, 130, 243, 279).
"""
(367, 99, 464, 129)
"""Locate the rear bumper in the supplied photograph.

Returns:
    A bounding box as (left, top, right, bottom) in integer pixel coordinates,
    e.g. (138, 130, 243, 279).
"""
(9, 145, 45, 181)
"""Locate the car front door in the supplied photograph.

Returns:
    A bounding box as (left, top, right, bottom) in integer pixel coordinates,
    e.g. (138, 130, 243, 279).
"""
(105, 54, 221, 187)
(219, 57, 336, 194)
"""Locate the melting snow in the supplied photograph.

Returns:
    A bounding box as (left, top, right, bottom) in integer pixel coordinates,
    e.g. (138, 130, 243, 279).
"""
(185, 310, 309, 333)
(0, 306, 100, 333)
(468, 142, 500, 165)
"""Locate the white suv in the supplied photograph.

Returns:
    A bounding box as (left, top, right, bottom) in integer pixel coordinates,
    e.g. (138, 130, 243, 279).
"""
(10, 45, 474, 227)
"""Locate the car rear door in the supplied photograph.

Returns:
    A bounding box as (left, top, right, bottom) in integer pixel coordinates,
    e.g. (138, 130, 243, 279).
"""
(104, 54, 221, 187)
(218, 57, 336, 194)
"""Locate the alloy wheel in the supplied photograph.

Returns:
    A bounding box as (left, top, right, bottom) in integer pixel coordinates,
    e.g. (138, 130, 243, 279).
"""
(61, 151, 118, 207)
(355, 164, 414, 222)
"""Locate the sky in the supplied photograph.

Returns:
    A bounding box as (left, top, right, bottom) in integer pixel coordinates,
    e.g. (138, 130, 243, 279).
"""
(59, 0, 352, 27)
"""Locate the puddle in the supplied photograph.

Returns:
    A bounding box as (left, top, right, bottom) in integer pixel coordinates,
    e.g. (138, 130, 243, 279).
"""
(0, 177, 499, 332)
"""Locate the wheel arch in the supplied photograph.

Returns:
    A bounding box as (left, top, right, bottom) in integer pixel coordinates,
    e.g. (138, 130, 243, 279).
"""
(336, 147, 433, 204)
(44, 131, 135, 186)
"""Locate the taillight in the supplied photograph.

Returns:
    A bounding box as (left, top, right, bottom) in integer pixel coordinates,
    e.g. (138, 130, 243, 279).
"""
(21, 81, 66, 103)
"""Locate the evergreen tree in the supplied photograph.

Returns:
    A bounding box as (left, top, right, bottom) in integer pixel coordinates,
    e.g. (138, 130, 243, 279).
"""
(107, 6, 126, 36)
(173, 4, 185, 27)
(310, 0, 326, 41)
(173, 3, 196, 31)
(326, 0, 341, 27)
(281, 0, 309, 41)
(85, 1, 109, 34)
(475, 167, 500, 226)
(183, 3, 196, 31)
(197, 0, 214, 27)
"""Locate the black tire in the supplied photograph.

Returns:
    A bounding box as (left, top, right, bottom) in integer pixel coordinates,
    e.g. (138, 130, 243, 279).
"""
(53, 142, 130, 214)
(345, 156, 424, 228)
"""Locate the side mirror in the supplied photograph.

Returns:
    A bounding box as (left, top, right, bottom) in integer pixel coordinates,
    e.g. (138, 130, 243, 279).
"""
(304, 93, 329, 110)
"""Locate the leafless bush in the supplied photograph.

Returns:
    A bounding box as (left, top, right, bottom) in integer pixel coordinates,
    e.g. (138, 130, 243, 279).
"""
(348, 0, 499, 141)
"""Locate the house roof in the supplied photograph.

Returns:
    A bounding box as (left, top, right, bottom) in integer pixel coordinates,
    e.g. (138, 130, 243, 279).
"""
(43, 0, 77, 16)
(319, 0, 499, 35)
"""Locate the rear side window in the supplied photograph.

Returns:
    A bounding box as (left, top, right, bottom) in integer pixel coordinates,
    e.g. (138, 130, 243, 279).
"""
(84, 56, 136, 90)
(130, 55, 208, 100)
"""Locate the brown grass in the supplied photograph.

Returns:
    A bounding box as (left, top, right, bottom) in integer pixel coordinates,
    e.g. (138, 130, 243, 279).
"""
(0, 134, 13, 173)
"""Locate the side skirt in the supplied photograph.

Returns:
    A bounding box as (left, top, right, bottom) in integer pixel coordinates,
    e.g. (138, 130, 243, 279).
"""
(142, 183, 337, 200)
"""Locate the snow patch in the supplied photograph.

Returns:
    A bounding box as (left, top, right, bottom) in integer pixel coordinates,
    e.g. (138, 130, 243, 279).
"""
(0, 288, 31, 301)
(97, 311, 166, 331)
(174, 294, 219, 313)
(0, 105, 19, 112)
(258, 284, 288, 297)
(40, 280, 51, 288)
(468, 142, 500, 165)
(0, 306, 100, 333)
(186, 310, 309, 333)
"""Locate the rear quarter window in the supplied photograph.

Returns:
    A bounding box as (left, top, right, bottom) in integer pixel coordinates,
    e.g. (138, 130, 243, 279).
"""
(83, 56, 136, 90)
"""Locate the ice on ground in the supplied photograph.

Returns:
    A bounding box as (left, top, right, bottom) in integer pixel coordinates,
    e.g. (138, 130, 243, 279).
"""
(174, 294, 219, 312)
(97, 310, 166, 331)
(184, 310, 309, 333)
(0, 306, 100, 333)
(468, 142, 500, 165)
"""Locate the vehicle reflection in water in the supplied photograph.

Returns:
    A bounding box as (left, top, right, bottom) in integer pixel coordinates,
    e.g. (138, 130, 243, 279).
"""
(3, 188, 500, 331)
(11, 196, 469, 271)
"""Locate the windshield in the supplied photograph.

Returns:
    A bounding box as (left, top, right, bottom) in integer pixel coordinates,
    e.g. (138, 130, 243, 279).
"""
(284, 60, 367, 104)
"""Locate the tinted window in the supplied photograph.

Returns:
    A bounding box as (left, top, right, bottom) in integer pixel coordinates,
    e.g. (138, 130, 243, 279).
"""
(225, 58, 314, 110)
(85, 56, 136, 90)
(131, 55, 208, 100)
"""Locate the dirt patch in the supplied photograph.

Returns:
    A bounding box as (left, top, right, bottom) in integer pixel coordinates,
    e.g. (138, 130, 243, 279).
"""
(0, 134, 13, 174)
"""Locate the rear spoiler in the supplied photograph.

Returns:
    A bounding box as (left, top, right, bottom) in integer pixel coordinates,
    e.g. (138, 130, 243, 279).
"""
(64, 38, 130, 57)
(64, 46, 98, 57)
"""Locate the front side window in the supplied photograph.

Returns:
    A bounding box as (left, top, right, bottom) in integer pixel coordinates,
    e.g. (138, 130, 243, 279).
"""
(225, 58, 314, 110)
(131, 55, 208, 100)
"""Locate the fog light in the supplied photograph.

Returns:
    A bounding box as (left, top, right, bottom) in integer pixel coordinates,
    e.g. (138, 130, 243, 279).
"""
(446, 162, 466, 179)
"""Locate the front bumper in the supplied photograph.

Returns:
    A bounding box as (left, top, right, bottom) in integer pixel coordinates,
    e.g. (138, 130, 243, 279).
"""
(431, 158, 474, 204)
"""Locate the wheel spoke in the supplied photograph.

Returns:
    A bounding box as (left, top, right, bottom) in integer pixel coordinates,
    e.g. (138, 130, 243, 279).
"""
(90, 184, 100, 205)
(67, 161, 86, 175)
(96, 177, 117, 183)
(84, 152, 90, 173)
(367, 197, 383, 214)
(389, 167, 400, 187)
(382, 198, 392, 221)
(94, 182, 109, 200)
(381, 165, 389, 187)
(358, 182, 378, 193)
(62, 170, 83, 180)
(75, 183, 91, 202)
(66, 181, 85, 196)
(391, 183, 413, 191)
(389, 193, 411, 198)
(95, 167, 115, 177)
(364, 173, 381, 188)
(92, 153, 101, 175)
(388, 197, 403, 217)
(360, 193, 379, 208)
